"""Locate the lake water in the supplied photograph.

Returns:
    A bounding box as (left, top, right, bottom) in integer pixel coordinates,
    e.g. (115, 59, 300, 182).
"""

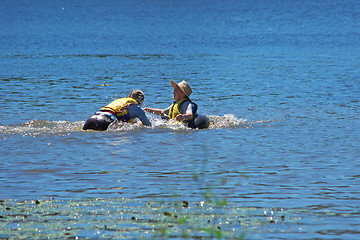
(1, 0, 360, 239)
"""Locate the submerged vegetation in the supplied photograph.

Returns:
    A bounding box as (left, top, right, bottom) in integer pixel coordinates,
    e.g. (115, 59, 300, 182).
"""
(0, 197, 298, 239)
(0, 193, 353, 239)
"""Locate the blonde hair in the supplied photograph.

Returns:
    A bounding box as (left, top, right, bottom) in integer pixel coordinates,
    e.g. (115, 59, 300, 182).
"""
(129, 89, 145, 105)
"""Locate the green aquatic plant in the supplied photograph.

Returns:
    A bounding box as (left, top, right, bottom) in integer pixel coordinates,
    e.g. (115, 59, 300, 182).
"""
(0, 197, 324, 239)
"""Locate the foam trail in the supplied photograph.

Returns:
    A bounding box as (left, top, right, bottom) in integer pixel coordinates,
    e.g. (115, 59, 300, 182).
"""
(207, 114, 249, 129)
(1, 120, 84, 136)
(0, 115, 271, 136)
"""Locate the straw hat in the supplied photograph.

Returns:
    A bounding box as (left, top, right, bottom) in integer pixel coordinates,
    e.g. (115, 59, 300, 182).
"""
(171, 80, 192, 99)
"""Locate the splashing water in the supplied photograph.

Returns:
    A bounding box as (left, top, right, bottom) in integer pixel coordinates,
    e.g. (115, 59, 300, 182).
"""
(0, 120, 84, 137)
(0, 115, 268, 137)
(207, 114, 248, 129)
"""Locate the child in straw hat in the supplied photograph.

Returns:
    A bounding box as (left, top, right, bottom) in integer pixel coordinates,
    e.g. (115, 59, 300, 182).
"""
(145, 80, 209, 129)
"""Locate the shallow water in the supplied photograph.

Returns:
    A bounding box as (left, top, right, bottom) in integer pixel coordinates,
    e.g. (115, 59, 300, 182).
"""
(2, 197, 357, 239)
(1, 0, 360, 239)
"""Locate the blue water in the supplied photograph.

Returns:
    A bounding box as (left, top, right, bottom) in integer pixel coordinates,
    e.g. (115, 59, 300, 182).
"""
(1, 0, 360, 238)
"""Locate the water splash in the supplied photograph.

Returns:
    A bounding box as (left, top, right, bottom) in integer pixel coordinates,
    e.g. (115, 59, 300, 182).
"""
(0, 120, 84, 137)
(0, 115, 270, 136)
(207, 114, 249, 129)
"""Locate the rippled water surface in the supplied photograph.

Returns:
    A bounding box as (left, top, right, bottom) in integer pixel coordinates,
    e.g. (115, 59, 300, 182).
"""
(1, 0, 360, 239)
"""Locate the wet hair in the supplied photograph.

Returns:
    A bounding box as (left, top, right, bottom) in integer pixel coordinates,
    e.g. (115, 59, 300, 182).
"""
(129, 89, 145, 105)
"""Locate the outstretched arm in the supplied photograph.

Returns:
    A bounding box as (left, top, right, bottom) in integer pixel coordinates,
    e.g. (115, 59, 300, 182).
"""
(128, 104, 152, 126)
(144, 107, 164, 116)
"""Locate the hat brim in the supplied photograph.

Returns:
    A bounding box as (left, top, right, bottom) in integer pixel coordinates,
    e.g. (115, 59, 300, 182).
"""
(171, 80, 190, 99)
(170, 80, 178, 90)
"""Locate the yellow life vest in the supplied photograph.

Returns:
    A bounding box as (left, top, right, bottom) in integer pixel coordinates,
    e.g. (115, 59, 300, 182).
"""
(101, 97, 137, 121)
(168, 98, 188, 119)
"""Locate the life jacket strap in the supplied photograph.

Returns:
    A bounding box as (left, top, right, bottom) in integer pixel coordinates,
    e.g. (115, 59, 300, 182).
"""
(101, 107, 117, 114)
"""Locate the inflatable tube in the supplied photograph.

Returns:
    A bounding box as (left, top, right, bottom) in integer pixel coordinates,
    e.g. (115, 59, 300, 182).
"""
(188, 114, 210, 129)
(161, 114, 210, 129)
(83, 112, 116, 131)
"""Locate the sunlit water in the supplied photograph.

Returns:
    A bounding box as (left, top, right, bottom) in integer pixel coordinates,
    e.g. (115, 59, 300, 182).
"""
(1, 0, 360, 239)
